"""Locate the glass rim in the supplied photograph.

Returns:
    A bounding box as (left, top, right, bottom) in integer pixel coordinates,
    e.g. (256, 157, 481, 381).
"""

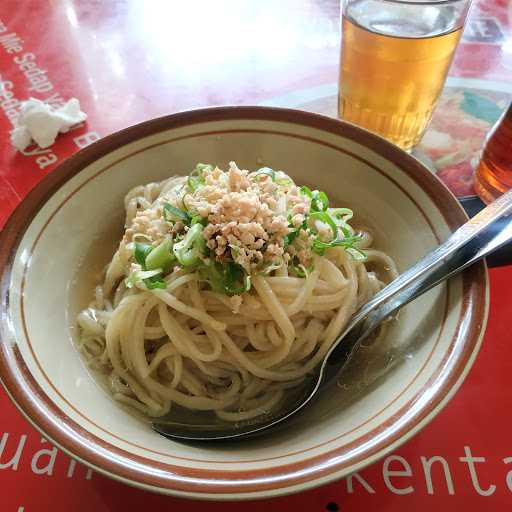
(368, 0, 469, 4)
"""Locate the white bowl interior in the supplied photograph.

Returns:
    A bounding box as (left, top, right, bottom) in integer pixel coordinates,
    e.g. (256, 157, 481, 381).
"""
(7, 117, 470, 497)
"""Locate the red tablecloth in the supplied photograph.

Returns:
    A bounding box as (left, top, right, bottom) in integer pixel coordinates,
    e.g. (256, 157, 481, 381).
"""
(1, 1, 511, 510)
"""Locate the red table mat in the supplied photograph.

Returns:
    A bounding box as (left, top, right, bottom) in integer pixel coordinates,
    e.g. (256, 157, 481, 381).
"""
(1, 1, 511, 510)
(1, 267, 511, 512)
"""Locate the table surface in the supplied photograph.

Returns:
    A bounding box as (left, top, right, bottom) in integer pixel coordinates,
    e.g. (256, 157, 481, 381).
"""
(0, 1, 511, 510)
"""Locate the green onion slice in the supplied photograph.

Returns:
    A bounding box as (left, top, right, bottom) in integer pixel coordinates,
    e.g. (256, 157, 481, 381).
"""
(251, 167, 275, 180)
(311, 190, 329, 211)
(300, 185, 313, 198)
(345, 247, 367, 261)
(311, 235, 364, 258)
(290, 262, 313, 278)
(310, 211, 338, 241)
(224, 262, 251, 295)
(187, 163, 211, 191)
(274, 171, 292, 186)
(163, 203, 190, 223)
(145, 239, 175, 273)
(299, 186, 328, 211)
(134, 243, 153, 267)
(191, 215, 208, 226)
(330, 207, 353, 223)
(125, 269, 162, 288)
(198, 260, 225, 293)
(173, 223, 205, 267)
(198, 260, 251, 295)
(258, 260, 283, 276)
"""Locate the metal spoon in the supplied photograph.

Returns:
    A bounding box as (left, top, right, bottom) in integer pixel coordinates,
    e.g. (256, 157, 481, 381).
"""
(153, 189, 512, 442)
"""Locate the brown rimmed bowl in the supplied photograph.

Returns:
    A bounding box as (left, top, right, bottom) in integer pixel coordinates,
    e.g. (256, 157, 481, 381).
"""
(0, 107, 488, 500)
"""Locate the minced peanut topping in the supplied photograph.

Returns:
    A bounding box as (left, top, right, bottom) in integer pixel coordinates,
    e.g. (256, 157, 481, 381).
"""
(188, 162, 308, 272)
(122, 162, 365, 296)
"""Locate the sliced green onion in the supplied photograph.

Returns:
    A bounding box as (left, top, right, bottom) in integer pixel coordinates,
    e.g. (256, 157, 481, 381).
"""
(198, 260, 225, 293)
(163, 203, 190, 223)
(284, 228, 301, 249)
(329, 207, 353, 223)
(187, 163, 211, 191)
(283, 232, 296, 249)
(195, 163, 213, 173)
(251, 167, 275, 180)
(187, 176, 200, 192)
(173, 223, 205, 267)
(224, 262, 251, 295)
(290, 261, 313, 278)
(338, 223, 355, 239)
(191, 215, 207, 226)
(125, 269, 162, 288)
(294, 266, 306, 278)
(274, 171, 292, 186)
(345, 247, 367, 261)
(285, 231, 297, 247)
(311, 235, 364, 256)
(300, 185, 313, 198)
(310, 211, 338, 241)
(311, 190, 329, 211)
(144, 275, 167, 289)
(258, 260, 283, 276)
(145, 239, 175, 273)
(134, 243, 153, 267)
(198, 260, 251, 295)
(299, 186, 329, 210)
(300, 186, 329, 211)
(284, 217, 308, 249)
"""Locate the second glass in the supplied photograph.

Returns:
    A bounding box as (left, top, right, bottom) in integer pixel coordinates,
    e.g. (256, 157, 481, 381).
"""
(338, 0, 471, 150)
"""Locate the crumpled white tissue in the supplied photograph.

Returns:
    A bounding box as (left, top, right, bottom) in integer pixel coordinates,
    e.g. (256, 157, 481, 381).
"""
(10, 97, 87, 151)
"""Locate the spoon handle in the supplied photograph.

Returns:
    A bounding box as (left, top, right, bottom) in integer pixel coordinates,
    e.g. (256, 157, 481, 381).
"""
(339, 215, 512, 354)
(357, 187, 512, 322)
(321, 189, 512, 377)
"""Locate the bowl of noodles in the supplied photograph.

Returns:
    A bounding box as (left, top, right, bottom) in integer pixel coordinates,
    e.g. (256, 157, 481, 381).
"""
(0, 107, 487, 499)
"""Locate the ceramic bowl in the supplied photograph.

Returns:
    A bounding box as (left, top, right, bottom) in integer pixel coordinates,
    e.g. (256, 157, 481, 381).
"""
(0, 107, 488, 500)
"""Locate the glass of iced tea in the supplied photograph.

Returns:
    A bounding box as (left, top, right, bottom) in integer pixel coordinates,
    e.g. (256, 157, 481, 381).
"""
(339, 0, 472, 150)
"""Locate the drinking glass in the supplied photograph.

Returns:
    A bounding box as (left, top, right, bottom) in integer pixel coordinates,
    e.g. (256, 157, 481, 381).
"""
(474, 103, 512, 203)
(339, 0, 472, 150)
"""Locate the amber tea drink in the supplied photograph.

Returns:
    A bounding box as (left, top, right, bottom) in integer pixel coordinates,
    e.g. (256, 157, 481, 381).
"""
(474, 103, 512, 203)
(339, 0, 471, 149)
